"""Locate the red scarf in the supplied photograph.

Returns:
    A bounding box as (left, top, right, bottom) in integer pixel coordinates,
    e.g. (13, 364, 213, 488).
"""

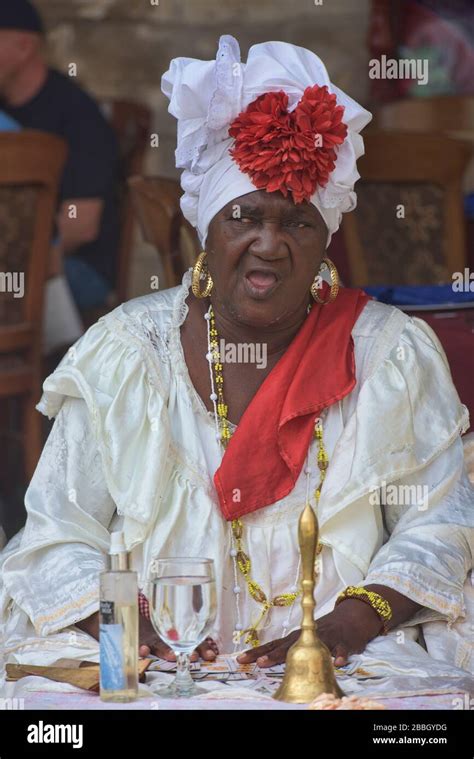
(213, 285, 371, 520)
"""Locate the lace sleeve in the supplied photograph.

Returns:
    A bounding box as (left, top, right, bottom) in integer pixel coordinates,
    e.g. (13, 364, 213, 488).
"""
(2, 396, 117, 636)
(365, 436, 474, 627)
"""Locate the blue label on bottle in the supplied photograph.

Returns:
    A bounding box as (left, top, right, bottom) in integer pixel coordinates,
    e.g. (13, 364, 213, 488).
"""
(100, 623, 126, 691)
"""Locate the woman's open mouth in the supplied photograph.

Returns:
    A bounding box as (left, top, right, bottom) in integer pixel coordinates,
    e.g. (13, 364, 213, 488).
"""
(243, 269, 280, 298)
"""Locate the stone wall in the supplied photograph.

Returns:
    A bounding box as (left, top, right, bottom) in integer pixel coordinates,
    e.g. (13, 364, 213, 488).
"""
(34, 0, 371, 296)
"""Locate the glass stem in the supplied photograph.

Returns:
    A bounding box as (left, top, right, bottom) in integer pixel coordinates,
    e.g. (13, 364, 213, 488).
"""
(174, 652, 194, 695)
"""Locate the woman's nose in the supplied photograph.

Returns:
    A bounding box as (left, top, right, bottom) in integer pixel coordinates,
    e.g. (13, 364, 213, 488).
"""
(247, 223, 288, 260)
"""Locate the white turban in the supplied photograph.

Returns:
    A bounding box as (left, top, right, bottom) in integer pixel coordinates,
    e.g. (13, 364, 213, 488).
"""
(161, 35, 372, 250)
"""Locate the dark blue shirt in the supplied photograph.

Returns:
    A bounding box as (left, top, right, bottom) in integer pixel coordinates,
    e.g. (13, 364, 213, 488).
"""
(1, 69, 120, 287)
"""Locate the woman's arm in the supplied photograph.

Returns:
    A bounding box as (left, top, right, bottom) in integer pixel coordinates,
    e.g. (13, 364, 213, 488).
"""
(75, 611, 100, 640)
(237, 588, 422, 669)
(239, 437, 473, 668)
(75, 609, 219, 662)
(2, 396, 117, 637)
(363, 440, 473, 626)
(362, 583, 422, 630)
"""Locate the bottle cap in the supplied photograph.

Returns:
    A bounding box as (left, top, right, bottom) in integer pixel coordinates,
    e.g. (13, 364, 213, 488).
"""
(109, 531, 127, 555)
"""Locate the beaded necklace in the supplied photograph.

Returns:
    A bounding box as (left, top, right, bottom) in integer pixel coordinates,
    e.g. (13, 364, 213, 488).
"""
(204, 303, 329, 650)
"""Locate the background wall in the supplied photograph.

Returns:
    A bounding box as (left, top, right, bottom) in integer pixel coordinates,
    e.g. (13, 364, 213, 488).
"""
(34, 0, 371, 296)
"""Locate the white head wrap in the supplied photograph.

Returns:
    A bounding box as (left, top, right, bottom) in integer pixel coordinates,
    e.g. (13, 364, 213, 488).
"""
(161, 35, 372, 250)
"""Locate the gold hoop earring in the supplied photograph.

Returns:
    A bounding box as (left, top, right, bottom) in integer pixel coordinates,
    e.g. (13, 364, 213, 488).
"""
(191, 251, 213, 298)
(311, 257, 340, 304)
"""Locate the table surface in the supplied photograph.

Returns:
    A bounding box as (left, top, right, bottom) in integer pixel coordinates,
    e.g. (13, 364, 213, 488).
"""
(9, 680, 469, 711)
(6, 653, 472, 711)
(19, 691, 469, 710)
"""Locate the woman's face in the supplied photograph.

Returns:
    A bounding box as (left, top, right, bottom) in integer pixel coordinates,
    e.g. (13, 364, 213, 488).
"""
(205, 190, 327, 328)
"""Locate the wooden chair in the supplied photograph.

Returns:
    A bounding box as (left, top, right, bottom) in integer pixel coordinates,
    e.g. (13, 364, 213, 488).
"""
(128, 176, 200, 290)
(371, 95, 474, 195)
(0, 131, 68, 480)
(80, 100, 152, 329)
(101, 100, 152, 304)
(372, 96, 474, 137)
(342, 132, 472, 286)
(81, 100, 151, 327)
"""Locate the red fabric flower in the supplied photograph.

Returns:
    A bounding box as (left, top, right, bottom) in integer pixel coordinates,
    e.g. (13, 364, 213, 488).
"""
(228, 85, 348, 203)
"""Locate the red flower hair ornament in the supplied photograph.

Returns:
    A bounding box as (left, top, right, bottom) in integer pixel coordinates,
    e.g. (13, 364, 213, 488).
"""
(162, 36, 373, 249)
(229, 85, 348, 204)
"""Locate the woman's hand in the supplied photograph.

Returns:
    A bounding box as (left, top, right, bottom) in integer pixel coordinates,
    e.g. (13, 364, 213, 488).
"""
(138, 615, 219, 662)
(236, 598, 382, 668)
(76, 611, 219, 662)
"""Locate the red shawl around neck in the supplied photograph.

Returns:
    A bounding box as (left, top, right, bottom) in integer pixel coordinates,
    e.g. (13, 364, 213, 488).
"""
(213, 285, 371, 520)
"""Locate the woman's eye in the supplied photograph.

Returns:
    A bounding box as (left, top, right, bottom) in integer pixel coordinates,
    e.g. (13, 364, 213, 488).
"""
(286, 221, 308, 228)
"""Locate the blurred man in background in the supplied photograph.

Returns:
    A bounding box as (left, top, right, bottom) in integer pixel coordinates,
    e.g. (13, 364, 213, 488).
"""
(0, 0, 120, 313)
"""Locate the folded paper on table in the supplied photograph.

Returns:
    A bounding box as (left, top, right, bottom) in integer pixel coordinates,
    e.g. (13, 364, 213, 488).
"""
(6, 658, 152, 692)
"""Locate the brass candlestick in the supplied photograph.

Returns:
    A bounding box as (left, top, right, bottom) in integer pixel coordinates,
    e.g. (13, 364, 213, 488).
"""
(273, 501, 344, 703)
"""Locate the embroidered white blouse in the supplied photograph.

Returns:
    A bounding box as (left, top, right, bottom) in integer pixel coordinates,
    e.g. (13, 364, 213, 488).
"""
(1, 270, 473, 688)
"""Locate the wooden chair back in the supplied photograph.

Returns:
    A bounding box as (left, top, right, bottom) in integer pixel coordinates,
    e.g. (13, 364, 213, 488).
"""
(0, 130, 67, 479)
(0, 130, 68, 342)
(101, 100, 152, 303)
(372, 96, 474, 136)
(128, 175, 200, 289)
(342, 132, 472, 286)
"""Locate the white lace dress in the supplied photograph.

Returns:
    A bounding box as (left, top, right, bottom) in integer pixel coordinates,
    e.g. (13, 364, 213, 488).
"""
(1, 270, 473, 695)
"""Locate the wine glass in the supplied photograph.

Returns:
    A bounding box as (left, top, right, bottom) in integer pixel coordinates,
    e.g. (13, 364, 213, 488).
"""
(145, 557, 217, 698)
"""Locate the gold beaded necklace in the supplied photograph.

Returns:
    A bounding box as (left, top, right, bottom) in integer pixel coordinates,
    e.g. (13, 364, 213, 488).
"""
(208, 304, 329, 647)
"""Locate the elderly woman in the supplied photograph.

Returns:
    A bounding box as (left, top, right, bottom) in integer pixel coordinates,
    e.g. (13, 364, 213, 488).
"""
(1, 36, 473, 695)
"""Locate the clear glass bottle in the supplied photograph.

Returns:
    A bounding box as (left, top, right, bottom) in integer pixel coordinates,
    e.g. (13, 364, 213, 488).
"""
(99, 531, 138, 702)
